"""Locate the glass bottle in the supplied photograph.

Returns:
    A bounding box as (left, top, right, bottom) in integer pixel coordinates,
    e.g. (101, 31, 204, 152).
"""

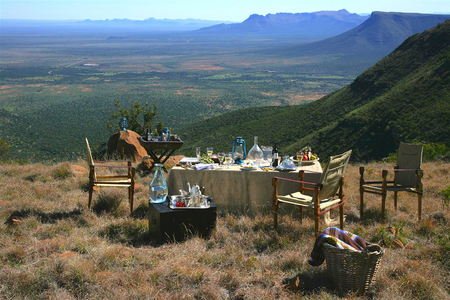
(272, 142, 279, 167)
(247, 136, 264, 163)
(149, 163, 168, 203)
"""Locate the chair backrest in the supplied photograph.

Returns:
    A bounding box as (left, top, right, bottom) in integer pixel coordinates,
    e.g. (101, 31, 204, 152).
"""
(318, 150, 352, 200)
(85, 138, 95, 167)
(395, 143, 423, 187)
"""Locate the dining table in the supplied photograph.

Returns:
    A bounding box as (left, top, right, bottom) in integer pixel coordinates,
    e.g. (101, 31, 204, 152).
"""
(167, 161, 323, 213)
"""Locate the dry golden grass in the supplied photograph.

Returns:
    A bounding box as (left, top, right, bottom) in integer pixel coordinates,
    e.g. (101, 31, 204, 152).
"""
(0, 160, 449, 299)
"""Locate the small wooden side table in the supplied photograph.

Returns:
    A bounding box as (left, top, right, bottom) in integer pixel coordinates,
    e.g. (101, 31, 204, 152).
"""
(138, 137, 184, 172)
(148, 201, 217, 242)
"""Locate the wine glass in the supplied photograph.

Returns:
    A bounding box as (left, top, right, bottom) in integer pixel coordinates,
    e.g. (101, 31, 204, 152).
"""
(207, 147, 213, 157)
(196, 147, 201, 159)
(218, 152, 225, 166)
(225, 153, 233, 169)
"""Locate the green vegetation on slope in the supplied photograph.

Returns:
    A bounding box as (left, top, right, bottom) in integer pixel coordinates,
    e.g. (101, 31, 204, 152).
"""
(180, 20, 450, 161)
(0, 31, 355, 161)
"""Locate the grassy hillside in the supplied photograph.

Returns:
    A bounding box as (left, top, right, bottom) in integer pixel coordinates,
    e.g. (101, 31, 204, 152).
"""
(1, 160, 449, 298)
(180, 20, 450, 161)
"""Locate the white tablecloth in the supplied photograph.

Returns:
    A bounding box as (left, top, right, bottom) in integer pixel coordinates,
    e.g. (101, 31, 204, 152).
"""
(167, 161, 322, 213)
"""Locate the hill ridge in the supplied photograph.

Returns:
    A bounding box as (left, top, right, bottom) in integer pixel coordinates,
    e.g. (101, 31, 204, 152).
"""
(180, 20, 450, 161)
(197, 10, 368, 38)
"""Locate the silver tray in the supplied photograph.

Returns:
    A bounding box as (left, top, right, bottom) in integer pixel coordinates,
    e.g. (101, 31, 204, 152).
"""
(168, 195, 210, 209)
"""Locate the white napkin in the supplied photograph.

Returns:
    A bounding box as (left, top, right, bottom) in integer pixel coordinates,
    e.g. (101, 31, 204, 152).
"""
(194, 163, 215, 171)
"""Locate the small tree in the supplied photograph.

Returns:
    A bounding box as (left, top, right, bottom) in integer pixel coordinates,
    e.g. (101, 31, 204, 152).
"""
(0, 139, 10, 161)
(107, 100, 158, 134)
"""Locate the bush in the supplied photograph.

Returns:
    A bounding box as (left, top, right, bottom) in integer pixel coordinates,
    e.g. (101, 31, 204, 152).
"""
(92, 191, 125, 217)
(439, 185, 450, 207)
(106, 100, 160, 135)
(0, 139, 10, 161)
(52, 162, 73, 180)
(423, 143, 449, 161)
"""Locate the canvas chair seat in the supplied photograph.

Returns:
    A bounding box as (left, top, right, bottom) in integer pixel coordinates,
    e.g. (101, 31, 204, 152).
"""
(277, 192, 342, 209)
(361, 184, 418, 193)
(273, 150, 352, 236)
(360, 143, 424, 222)
(86, 138, 136, 213)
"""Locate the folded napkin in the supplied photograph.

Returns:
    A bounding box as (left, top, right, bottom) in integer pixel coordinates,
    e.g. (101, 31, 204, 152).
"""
(194, 163, 215, 171)
(308, 227, 367, 266)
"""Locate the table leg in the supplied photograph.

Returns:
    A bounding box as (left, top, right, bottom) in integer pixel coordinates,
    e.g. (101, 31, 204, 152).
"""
(147, 149, 178, 173)
(147, 150, 162, 172)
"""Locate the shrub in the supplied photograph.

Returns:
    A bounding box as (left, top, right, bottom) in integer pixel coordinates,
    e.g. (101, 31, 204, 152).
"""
(52, 162, 73, 180)
(100, 219, 149, 246)
(92, 191, 125, 217)
(0, 138, 10, 161)
(439, 185, 450, 207)
(423, 143, 449, 161)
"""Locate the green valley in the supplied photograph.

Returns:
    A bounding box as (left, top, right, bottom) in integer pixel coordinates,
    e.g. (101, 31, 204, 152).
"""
(180, 20, 450, 161)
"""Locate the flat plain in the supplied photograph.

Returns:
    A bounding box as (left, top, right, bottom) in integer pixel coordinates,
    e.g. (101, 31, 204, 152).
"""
(0, 28, 356, 161)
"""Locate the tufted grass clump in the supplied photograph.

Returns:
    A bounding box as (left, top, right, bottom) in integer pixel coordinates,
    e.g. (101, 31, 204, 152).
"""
(92, 190, 127, 217)
(52, 162, 73, 180)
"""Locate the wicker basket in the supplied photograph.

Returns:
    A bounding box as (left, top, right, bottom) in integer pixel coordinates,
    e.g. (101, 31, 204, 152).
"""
(323, 243, 384, 294)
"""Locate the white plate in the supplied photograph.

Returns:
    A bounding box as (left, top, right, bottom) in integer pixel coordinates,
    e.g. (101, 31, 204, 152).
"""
(241, 166, 258, 171)
(276, 166, 297, 171)
(179, 157, 200, 164)
(301, 160, 317, 166)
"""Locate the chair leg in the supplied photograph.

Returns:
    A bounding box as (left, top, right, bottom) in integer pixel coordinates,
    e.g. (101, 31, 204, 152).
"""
(314, 213, 320, 237)
(394, 191, 398, 210)
(299, 207, 303, 224)
(88, 186, 94, 210)
(360, 189, 364, 220)
(418, 193, 422, 222)
(273, 201, 279, 229)
(129, 185, 135, 213)
(339, 204, 344, 230)
(381, 192, 386, 222)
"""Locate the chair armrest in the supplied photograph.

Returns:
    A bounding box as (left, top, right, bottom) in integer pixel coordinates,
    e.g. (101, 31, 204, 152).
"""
(273, 176, 319, 186)
(391, 168, 423, 172)
(300, 170, 323, 174)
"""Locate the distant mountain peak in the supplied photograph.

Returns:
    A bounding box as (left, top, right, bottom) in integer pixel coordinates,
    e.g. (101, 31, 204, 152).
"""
(197, 10, 368, 38)
(285, 11, 450, 72)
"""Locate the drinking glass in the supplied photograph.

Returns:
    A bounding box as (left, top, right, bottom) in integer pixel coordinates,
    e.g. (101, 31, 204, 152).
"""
(207, 147, 213, 157)
(218, 152, 225, 165)
(262, 146, 273, 162)
(196, 147, 201, 159)
(225, 153, 233, 169)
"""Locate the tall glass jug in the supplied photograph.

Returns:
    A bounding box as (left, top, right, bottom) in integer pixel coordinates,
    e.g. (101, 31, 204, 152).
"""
(247, 136, 264, 163)
(149, 163, 168, 203)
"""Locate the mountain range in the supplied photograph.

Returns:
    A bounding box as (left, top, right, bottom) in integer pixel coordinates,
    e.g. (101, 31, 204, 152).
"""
(280, 12, 450, 72)
(0, 18, 234, 32)
(197, 9, 368, 39)
(180, 20, 450, 161)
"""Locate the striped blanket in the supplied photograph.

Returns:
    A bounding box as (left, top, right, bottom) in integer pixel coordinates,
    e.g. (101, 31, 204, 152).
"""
(308, 227, 367, 266)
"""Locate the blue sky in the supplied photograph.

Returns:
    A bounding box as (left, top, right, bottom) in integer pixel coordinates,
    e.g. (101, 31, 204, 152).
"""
(1, 0, 449, 21)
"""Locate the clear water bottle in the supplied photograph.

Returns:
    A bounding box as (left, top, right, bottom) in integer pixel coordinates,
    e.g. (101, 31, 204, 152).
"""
(149, 163, 168, 203)
(247, 136, 264, 163)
